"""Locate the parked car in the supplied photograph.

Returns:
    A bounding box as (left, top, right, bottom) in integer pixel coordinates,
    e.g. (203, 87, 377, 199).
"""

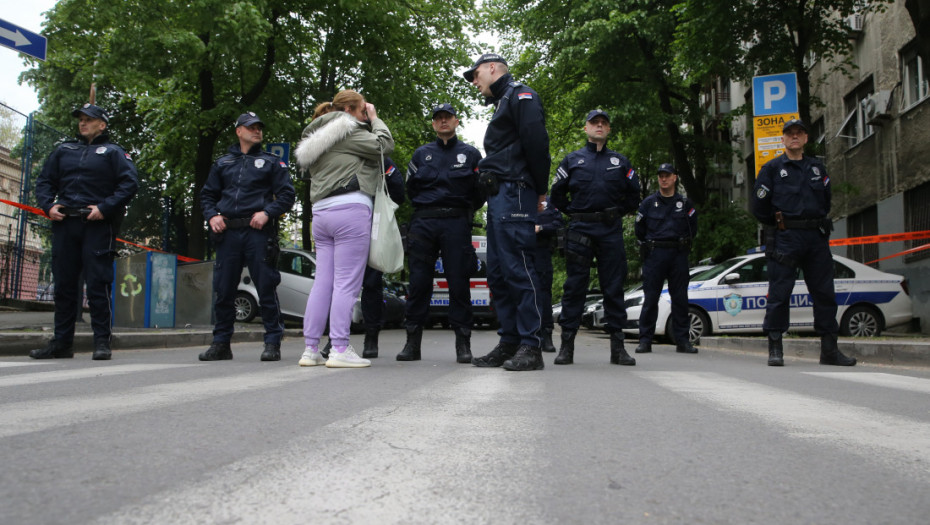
(618, 253, 913, 343)
(236, 248, 405, 330)
(591, 266, 714, 330)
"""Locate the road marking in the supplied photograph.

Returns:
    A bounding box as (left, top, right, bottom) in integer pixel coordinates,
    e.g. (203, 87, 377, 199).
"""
(0, 367, 313, 439)
(636, 371, 930, 475)
(92, 371, 548, 525)
(0, 364, 196, 387)
(0, 361, 51, 368)
(803, 372, 930, 395)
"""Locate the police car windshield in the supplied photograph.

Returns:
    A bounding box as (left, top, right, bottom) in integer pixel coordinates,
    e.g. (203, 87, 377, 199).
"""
(690, 257, 750, 282)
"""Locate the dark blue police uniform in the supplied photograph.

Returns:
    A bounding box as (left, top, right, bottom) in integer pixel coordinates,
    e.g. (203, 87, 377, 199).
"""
(398, 128, 483, 363)
(201, 139, 295, 357)
(752, 120, 855, 367)
(358, 157, 405, 357)
(635, 186, 697, 352)
(551, 141, 640, 364)
(536, 197, 563, 352)
(472, 71, 551, 371)
(33, 113, 138, 359)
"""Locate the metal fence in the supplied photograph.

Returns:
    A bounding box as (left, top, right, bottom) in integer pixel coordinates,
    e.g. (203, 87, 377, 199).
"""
(0, 102, 69, 302)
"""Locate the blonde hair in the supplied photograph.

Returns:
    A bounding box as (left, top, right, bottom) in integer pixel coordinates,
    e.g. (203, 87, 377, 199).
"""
(312, 101, 335, 120)
(332, 90, 365, 114)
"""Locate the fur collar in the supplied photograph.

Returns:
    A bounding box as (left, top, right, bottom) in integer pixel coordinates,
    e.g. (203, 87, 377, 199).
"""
(296, 112, 359, 169)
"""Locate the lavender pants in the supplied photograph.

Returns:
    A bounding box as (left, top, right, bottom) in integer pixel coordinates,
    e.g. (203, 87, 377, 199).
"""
(303, 203, 372, 347)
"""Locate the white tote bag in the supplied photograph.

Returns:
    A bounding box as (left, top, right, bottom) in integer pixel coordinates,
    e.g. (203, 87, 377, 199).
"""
(368, 171, 404, 273)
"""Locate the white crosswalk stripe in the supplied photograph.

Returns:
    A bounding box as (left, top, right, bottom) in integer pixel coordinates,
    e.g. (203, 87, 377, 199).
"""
(91, 371, 547, 525)
(636, 371, 930, 477)
(803, 372, 930, 395)
(0, 363, 196, 387)
(0, 361, 51, 368)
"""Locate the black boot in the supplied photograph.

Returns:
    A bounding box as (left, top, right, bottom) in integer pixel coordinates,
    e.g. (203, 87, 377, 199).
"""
(396, 326, 423, 361)
(29, 339, 74, 359)
(260, 342, 281, 361)
(610, 333, 636, 366)
(767, 333, 784, 366)
(634, 340, 652, 353)
(820, 334, 856, 366)
(363, 327, 380, 358)
(454, 327, 472, 363)
(502, 344, 545, 371)
(676, 339, 698, 354)
(92, 342, 112, 361)
(541, 327, 556, 353)
(554, 329, 576, 365)
(199, 341, 233, 361)
(472, 342, 519, 367)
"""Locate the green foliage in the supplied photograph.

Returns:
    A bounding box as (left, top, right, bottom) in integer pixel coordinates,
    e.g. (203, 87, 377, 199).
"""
(690, 195, 758, 264)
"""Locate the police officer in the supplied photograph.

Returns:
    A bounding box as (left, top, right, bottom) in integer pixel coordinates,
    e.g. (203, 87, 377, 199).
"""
(397, 103, 483, 363)
(465, 53, 551, 371)
(31, 103, 139, 360)
(199, 112, 296, 362)
(634, 163, 698, 354)
(357, 157, 406, 358)
(536, 197, 563, 353)
(752, 118, 855, 367)
(551, 109, 640, 366)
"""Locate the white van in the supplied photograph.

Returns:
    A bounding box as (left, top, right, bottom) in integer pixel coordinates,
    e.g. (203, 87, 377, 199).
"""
(428, 236, 497, 328)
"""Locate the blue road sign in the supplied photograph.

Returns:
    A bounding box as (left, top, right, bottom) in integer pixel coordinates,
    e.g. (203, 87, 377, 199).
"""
(265, 143, 290, 166)
(752, 73, 798, 116)
(0, 18, 47, 61)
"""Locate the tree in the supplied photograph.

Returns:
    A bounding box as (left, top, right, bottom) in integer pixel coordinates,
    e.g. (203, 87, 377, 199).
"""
(905, 0, 930, 68)
(22, 0, 478, 258)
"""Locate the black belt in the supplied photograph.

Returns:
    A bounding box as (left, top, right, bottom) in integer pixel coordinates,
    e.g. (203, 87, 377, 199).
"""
(569, 207, 622, 223)
(782, 217, 830, 230)
(224, 217, 253, 229)
(413, 207, 471, 219)
(646, 239, 690, 249)
(59, 206, 91, 218)
(322, 177, 361, 200)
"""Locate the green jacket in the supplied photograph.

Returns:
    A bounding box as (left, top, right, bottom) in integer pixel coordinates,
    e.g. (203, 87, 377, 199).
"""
(295, 111, 395, 204)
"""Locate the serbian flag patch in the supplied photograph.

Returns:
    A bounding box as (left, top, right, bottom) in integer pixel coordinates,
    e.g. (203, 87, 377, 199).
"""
(279, 161, 287, 168)
(124, 153, 132, 160)
(626, 168, 636, 179)
(688, 208, 696, 216)
(517, 92, 533, 100)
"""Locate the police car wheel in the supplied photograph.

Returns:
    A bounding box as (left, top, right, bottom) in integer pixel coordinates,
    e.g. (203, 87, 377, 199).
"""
(234, 292, 258, 323)
(839, 305, 883, 337)
(668, 307, 710, 343)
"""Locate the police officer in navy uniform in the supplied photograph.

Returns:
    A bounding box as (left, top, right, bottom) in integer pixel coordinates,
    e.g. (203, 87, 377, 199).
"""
(200, 112, 296, 362)
(551, 109, 640, 366)
(752, 118, 855, 367)
(634, 163, 698, 354)
(31, 103, 139, 360)
(536, 197, 563, 353)
(397, 103, 484, 363)
(357, 157, 406, 358)
(465, 53, 551, 371)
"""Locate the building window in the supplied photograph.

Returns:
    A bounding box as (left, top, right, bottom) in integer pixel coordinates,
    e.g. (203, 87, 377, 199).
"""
(905, 182, 930, 263)
(838, 78, 874, 148)
(901, 45, 929, 110)
(847, 206, 878, 267)
(810, 117, 825, 159)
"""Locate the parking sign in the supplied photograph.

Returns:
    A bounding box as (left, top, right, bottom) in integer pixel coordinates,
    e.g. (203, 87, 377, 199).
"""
(752, 73, 798, 117)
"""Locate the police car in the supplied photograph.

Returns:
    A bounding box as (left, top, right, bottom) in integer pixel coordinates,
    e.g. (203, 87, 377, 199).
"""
(620, 253, 913, 342)
(427, 236, 497, 328)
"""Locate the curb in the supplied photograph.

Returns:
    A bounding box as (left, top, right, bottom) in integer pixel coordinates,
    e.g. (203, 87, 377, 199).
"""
(699, 336, 930, 367)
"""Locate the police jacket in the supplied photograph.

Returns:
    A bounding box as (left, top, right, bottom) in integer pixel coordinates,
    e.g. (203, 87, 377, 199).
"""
(406, 135, 483, 210)
(752, 153, 830, 226)
(296, 111, 394, 203)
(478, 73, 551, 194)
(384, 157, 406, 206)
(550, 142, 640, 216)
(635, 192, 698, 242)
(201, 143, 296, 221)
(35, 133, 139, 219)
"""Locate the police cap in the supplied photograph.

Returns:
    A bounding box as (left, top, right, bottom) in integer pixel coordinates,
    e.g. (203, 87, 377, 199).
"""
(658, 163, 677, 175)
(235, 112, 264, 128)
(431, 103, 457, 118)
(71, 103, 109, 123)
(782, 118, 808, 133)
(463, 53, 508, 82)
(585, 109, 610, 123)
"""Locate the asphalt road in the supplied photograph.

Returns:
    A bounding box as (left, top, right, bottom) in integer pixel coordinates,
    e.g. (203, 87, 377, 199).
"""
(2, 328, 930, 524)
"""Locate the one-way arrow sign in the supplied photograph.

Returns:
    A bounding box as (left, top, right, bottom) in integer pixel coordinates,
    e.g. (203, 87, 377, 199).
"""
(0, 18, 47, 61)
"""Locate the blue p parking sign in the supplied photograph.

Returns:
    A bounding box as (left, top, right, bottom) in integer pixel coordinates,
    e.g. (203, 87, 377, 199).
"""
(265, 143, 290, 165)
(752, 73, 799, 116)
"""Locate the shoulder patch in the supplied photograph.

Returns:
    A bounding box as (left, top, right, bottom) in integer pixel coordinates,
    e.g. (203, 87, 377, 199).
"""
(517, 92, 533, 100)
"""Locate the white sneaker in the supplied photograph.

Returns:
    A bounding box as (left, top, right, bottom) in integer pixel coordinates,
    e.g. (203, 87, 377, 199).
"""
(325, 345, 371, 368)
(299, 347, 326, 367)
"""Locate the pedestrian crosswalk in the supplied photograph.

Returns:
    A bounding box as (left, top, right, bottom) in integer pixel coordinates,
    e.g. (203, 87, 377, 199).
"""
(2, 356, 930, 523)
